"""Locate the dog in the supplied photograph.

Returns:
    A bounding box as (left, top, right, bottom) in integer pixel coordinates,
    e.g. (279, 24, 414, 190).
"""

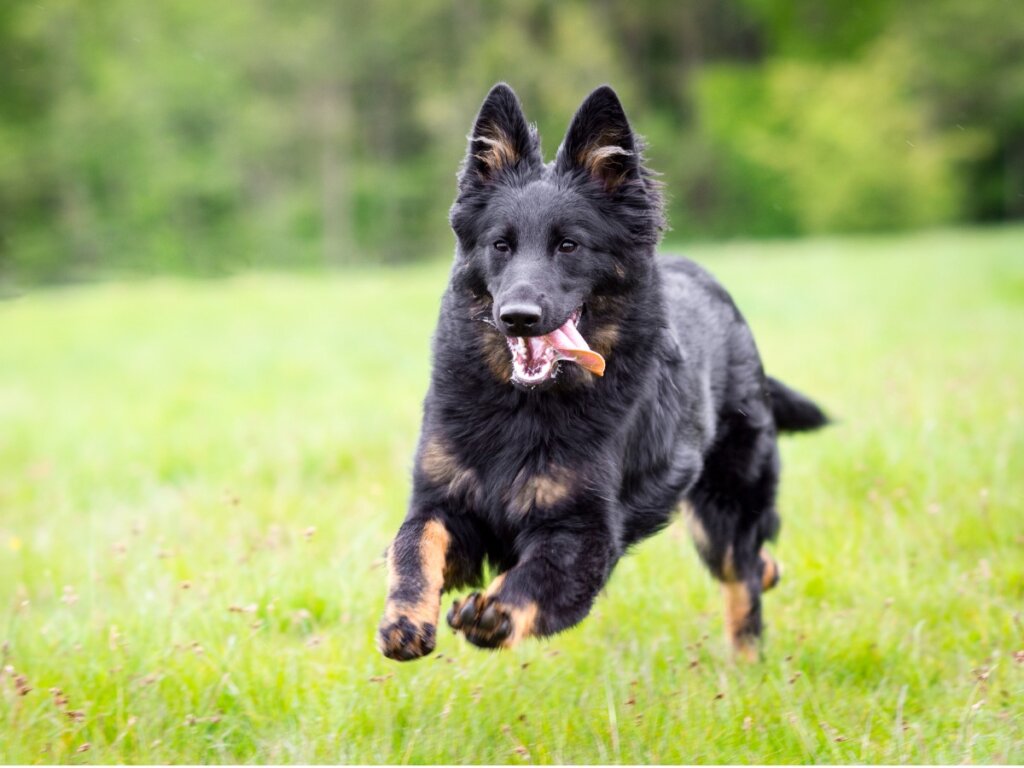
(377, 83, 827, 662)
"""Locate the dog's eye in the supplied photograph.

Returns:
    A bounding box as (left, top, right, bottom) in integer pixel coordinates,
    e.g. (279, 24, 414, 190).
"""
(557, 239, 578, 254)
(493, 239, 511, 253)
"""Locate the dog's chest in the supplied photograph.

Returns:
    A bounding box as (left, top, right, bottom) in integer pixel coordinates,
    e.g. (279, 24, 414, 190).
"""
(458, 434, 601, 522)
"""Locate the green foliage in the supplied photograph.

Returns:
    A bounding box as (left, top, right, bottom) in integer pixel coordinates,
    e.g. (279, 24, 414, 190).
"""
(1, 227, 1023, 762)
(739, 0, 894, 59)
(692, 39, 976, 236)
(894, 0, 1024, 221)
(0, 1, 1022, 282)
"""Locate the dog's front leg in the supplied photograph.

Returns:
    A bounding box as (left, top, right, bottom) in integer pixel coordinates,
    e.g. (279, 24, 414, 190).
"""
(377, 515, 451, 661)
(447, 521, 616, 649)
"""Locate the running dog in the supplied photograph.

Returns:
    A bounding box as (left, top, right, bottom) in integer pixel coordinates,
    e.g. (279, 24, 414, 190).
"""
(377, 83, 828, 661)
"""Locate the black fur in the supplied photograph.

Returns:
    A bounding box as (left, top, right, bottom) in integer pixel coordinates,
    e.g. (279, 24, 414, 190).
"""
(378, 83, 828, 661)
(767, 376, 830, 432)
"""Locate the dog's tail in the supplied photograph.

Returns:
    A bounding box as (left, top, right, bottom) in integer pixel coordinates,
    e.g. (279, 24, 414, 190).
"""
(766, 376, 829, 433)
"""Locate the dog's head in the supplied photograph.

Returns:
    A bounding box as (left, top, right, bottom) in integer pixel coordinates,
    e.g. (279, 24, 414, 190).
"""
(449, 83, 664, 389)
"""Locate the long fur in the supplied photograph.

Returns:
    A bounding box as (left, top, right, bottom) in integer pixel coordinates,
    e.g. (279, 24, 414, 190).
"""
(377, 83, 828, 661)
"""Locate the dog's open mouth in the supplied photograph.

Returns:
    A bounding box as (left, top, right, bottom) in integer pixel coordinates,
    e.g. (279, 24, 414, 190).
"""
(505, 308, 606, 386)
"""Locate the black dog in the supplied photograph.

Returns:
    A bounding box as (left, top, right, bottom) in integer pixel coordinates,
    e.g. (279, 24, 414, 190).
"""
(378, 83, 827, 662)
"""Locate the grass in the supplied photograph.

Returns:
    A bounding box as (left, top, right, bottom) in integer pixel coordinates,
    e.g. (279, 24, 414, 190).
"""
(1, 226, 1023, 764)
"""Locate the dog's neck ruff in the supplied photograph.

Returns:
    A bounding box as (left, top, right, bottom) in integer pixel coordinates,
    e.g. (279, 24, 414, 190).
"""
(505, 310, 605, 386)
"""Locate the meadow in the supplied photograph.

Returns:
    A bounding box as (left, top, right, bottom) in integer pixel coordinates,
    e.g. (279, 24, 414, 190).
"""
(1, 226, 1022, 764)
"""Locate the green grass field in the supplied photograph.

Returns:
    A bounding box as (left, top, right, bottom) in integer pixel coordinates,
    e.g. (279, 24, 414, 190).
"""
(1, 227, 1022, 764)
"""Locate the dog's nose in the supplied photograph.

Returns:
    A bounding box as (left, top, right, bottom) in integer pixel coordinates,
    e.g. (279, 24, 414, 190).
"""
(499, 302, 542, 335)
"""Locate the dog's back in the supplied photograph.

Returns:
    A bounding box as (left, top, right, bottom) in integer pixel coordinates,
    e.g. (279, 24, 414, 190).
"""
(615, 255, 770, 544)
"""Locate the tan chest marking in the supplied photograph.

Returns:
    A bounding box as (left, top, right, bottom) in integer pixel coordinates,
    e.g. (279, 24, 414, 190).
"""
(420, 437, 478, 500)
(509, 465, 575, 516)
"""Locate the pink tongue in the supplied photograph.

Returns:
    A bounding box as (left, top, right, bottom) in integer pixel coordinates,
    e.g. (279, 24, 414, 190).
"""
(546, 320, 586, 351)
(542, 316, 606, 376)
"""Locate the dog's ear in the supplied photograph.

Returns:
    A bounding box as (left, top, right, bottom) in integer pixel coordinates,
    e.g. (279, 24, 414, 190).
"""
(459, 83, 540, 187)
(555, 85, 639, 191)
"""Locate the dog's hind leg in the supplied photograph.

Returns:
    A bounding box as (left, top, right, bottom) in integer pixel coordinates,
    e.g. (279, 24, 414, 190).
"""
(686, 421, 782, 660)
(719, 539, 773, 662)
(689, 505, 782, 661)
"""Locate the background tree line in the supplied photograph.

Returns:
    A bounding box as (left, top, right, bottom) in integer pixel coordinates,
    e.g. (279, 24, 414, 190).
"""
(1, 0, 1021, 282)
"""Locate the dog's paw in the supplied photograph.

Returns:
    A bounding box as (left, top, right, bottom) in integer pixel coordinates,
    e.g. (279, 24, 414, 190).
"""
(447, 592, 517, 649)
(377, 614, 437, 661)
(761, 551, 783, 592)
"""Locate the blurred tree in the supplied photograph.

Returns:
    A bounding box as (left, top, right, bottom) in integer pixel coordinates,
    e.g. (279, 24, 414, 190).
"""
(0, 0, 1021, 283)
(739, 0, 893, 60)
(895, 0, 1024, 221)
(692, 39, 972, 235)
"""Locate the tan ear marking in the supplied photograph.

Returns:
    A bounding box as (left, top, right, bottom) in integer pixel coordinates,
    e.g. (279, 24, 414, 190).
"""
(576, 126, 632, 188)
(473, 126, 519, 173)
(580, 144, 631, 176)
